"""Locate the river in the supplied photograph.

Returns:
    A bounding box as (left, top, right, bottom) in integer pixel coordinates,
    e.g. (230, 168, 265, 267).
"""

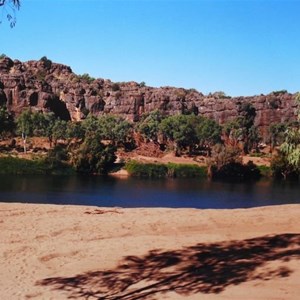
(0, 175, 299, 208)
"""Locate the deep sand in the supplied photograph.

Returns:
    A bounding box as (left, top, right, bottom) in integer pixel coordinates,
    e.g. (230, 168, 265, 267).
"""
(1, 203, 300, 300)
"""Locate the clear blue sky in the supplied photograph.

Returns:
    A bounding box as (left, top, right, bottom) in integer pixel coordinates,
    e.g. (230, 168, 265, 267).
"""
(1, 0, 300, 96)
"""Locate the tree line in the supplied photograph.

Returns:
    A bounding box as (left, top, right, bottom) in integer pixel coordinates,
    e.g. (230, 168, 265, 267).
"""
(0, 97, 300, 178)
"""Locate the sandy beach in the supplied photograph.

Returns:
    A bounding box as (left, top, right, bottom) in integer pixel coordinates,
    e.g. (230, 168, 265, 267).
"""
(0, 203, 300, 299)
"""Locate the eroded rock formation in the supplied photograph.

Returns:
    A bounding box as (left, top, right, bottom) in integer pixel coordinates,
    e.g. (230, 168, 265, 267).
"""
(0, 56, 298, 140)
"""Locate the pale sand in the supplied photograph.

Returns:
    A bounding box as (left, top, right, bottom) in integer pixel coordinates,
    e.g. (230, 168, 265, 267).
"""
(0, 203, 300, 300)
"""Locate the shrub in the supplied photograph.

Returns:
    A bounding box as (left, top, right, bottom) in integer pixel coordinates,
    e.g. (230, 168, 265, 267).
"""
(211, 161, 261, 181)
(40, 56, 52, 69)
(125, 160, 168, 178)
(125, 160, 207, 178)
(72, 137, 116, 174)
(78, 73, 95, 83)
(271, 153, 299, 180)
(112, 83, 120, 91)
(0, 156, 74, 175)
(167, 163, 206, 178)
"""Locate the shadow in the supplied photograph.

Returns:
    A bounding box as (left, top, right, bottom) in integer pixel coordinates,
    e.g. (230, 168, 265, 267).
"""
(37, 233, 300, 299)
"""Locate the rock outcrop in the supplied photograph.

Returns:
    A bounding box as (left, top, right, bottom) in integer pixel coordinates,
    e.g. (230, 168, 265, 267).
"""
(0, 56, 298, 140)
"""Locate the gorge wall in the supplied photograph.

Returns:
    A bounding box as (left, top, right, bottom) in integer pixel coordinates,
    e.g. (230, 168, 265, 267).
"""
(0, 56, 298, 140)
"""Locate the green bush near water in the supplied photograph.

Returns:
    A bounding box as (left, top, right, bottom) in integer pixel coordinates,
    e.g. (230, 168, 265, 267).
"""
(125, 160, 207, 178)
(257, 165, 272, 177)
(0, 156, 74, 175)
(167, 163, 207, 178)
(125, 160, 168, 178)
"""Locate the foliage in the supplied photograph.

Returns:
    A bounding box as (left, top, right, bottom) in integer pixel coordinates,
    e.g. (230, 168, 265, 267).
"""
(82, 115, 99, 138)
(0, 156, 73, 175)
(40, 56, 52, 69)
(137, 110, 164, 142)
(166, 163, 207, 178)
(66, 121, 85, 141)
(78, 73, 95, 83)
(0, 53, 6, 59)
(224, 103, 260, 153)
(272, 90, 287, 96)
(111, 83, 120, 91)
(157, 114, 222, 156)
(279, 94, 300, 172)
(0, 156, 46, 174)
(125, 160, 168, 178)
(211, 161, 261, 181)
(125, 160, 206, 178)
(271, 152, 299, 180)
(257, 165, 271, 177)
(268, 122, 287, 151)
(52, 119, 67, 144)
(44, 144, 72, 172)
(0, 0, 20, 27)
(209, 144, 242, 171)
(280, 128, 300, 170)
(159, 114, 198, 155)
(97, 114, 134, 149)
(195, 117, 221, 155)
(16, 109, 35, 137)
(72, 136, 116, 174)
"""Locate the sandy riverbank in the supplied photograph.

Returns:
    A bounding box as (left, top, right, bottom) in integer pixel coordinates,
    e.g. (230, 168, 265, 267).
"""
(1, 203, 299, 299)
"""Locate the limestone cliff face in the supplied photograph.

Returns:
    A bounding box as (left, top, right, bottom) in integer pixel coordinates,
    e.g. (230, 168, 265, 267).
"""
(0, 56, 298, 140)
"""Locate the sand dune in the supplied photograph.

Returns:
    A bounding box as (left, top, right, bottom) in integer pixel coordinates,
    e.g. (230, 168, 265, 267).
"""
(1, 203, 300, 299)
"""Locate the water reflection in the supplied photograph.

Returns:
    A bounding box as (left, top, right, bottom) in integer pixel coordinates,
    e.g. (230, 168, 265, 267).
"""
(0, 175, 299, 209)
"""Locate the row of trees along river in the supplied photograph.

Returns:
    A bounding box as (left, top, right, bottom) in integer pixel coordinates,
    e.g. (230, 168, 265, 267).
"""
(0, 93, 300, 180)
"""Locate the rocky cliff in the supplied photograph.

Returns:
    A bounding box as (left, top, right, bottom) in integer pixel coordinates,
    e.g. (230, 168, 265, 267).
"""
(0, 56, 298, 140)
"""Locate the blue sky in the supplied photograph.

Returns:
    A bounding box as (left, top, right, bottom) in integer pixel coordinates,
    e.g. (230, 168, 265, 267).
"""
(1, 0, 300, 96)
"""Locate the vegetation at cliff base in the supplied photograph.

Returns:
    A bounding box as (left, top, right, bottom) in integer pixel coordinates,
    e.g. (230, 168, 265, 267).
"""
(125, 160, 207, 179)
(0, 89, 299, 180)
(0, 156, 74, 175)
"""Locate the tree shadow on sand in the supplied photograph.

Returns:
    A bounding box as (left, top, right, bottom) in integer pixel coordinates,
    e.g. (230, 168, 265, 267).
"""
(37, 233, 300, 299)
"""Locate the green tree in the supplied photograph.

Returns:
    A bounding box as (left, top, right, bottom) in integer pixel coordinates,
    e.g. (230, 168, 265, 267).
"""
(98, 115, 134, 149)
(16, 109, 35, 153)
(224, 103, 259, 153)
(268, 122, 287, 152)
(223, 118, 244, 147)
(66, 121, 85, 142)
(195, 117, 221, 156)
(137, 110, 164, 142)
(72, 136, 116, 174)
(278, 93, 300, 174)
(52, 119, 67, 145)
(159, 114, 198, 155)
(82, 115, 99, 138)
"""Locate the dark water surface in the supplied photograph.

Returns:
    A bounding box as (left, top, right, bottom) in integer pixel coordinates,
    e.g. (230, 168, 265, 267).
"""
(0, 175, 299, 209)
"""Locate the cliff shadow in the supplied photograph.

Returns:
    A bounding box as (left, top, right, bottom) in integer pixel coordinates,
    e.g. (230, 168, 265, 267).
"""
(37, 233, 300, 299)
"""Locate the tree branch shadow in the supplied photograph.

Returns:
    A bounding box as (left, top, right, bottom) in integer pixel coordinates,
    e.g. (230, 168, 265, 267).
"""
(37, 233, 300, 299)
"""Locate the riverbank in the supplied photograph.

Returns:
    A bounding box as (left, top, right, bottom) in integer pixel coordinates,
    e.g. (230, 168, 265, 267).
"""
(1, 203, 299, 299)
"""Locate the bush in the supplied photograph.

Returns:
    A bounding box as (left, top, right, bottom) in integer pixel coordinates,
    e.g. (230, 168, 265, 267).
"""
(125, 160, 207, 178)
(78, 73, 95, 83)
(211, 161, 261, 181)
(167, 163, 206, 178)
(72, 137, 116, 174)
(257, 165, 272, 177)
(111, 83, 120, 91)
(271, 153, 299, 180)
(0, 156, 74, 175)
(40, 56, 52, 69)
(125, 160, 168, 178)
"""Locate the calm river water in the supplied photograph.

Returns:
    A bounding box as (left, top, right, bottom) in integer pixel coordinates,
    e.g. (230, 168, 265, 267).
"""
(0, 175, 299, 209)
